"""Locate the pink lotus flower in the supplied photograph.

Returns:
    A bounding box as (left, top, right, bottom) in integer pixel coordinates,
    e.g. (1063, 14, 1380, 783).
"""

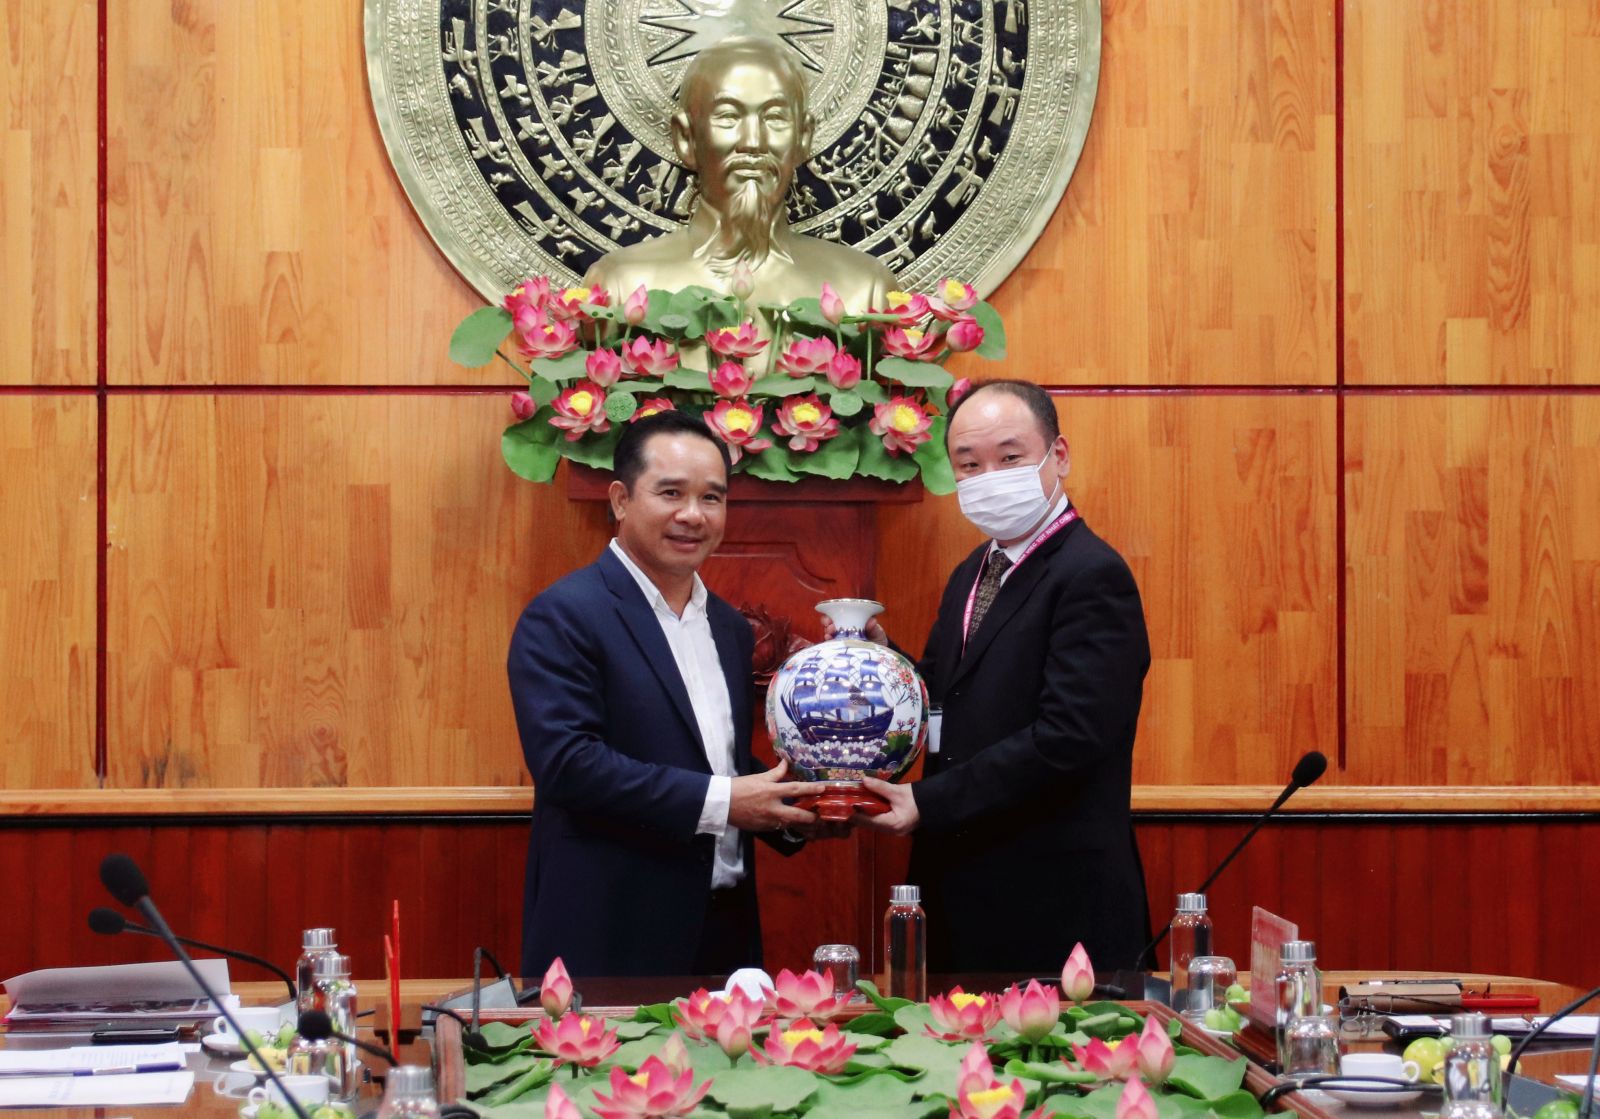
(540, 957, 574, 1019)
(657, 1032, 691, 1077)
(1071, 1037, 1136, 1081)
(881, 290, 933, 327)
(550, 382, 611, 441)
(515, 312, 580, 360)
(773, 395, 840, 453)
(533, 1013, 619, 1067)
(951, 1077, 1028, 1119)
(510, 392, 536, 421)
(1116, 1073, 1160, 1119)
(1134, 1016, 1175, 1084)
(730, 261, 755, 300)
(772, 968, 843, 1022)
(709, 361, 754, 398)
(592, 1054, 710, 1119)
(711, 988, 767, 1059)
(820, 282, 846, 325)
(705, 321, 767, 360)
(932, 279, 979, 320)
(586, 348, 623, 387)
(624, 284, 650, 327)
(545, 1083, 583, 1119)
(945, 315, 985, 353)
(1000, 979, 1060, 1043)
(870, 396, 934, 456)
(671, 989, 733, 1042)
(503, 277, 551, 325)
(947, 377, 973, 409)
(630, 397, 676, 421)
(705, 399, 772, 464)
(826, 352, 862, 390)
(550, 285, 610, 321)
(958, 1042, 997, 1096)
(620, 336, 679, 378)
(1060, 942, 1095, 1003)
(927, 986, 1002, 1041)
(882, 326, 942, 361)
(751, 1018, 856, 1075)
(776, 335, 838, 378)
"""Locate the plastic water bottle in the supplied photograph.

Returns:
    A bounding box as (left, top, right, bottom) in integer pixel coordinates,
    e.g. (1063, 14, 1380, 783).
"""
(377, 1066, 441, 1118)
(1169, 893, 1213, 1006)
(884, 885, 926, 1001)
(1275, 940, 1323, 1074)
(295, 928, 337, 1013)
(1441, 1014, 1504, 1119)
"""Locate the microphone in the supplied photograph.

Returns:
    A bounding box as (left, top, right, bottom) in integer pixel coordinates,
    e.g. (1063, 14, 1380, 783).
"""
(297, 1009, 398, 1068)
(419, 1004, 488, 1052)
(86, 907, 297, 1004)
(1137, 751, 1328, 969)
(98, 853, 315, 1119)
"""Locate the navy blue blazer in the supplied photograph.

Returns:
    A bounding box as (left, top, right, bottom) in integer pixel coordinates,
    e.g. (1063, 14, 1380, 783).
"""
(508, 547, 760, 978)
(908, 515, 1152, 972)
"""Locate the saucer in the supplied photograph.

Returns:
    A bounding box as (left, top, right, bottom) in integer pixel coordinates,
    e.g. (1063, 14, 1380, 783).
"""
(1323, 1084, 1424, 1108)
(203, 1032, 248, 1057)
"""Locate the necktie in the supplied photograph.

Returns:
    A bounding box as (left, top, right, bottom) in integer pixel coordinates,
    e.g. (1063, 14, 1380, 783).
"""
(967, 551, 1013, 637)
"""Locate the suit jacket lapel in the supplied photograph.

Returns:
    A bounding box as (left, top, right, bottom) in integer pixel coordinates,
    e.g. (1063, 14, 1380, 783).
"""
(599, 550, 705, 753)
(948, 521, 1078, 689)
(710, 607, 753, 771)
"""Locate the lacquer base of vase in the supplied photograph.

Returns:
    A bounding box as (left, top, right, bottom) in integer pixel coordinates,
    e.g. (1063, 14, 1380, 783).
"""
(797, 785, 892, 821)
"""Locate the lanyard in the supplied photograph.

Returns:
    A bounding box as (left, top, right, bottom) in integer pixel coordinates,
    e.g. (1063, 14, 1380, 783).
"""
(960, 507, 1079, 649)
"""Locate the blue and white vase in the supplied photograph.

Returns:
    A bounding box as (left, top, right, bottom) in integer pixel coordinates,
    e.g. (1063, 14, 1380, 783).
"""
(765, 599, 927, 787)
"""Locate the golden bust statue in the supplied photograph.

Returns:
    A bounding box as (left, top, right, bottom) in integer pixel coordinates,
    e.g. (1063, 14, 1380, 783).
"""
(584, 37, 898, 313)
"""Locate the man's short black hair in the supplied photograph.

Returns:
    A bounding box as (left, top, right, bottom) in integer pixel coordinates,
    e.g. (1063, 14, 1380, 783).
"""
(612, 409, 732, 492)
(945, 379, 1061, 446)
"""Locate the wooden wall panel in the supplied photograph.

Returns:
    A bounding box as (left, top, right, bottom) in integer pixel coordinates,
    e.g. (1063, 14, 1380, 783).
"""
(105, 394, 610, 788)
(880, 394, 1339, 787)
(1345, 0, 1600, 384)
(0, 397, 97, 785)
(0, 1, 98, 385)
(105, 0, 487, 385)
(1346, 394, 1600, 785)
(3, 816, 1593, 986)
(978, 0, 1336, 385)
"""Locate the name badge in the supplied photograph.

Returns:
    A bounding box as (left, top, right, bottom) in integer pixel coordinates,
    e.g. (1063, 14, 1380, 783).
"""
(926, 707, 943, 754)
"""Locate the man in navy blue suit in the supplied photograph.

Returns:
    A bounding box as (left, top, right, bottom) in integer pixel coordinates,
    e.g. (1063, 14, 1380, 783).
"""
(509, 411, 821, 979)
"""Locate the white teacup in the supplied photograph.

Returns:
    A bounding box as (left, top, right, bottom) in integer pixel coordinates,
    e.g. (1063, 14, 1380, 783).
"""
(1341, 1052, 1422, 1082)
(248, 1074, 331, 1106)
(215, 1005, 284, 1037)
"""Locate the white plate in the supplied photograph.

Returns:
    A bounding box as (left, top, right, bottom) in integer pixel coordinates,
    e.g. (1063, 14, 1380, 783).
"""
(203, 1032, 248, 1057)
(1199, 1023, 1237, 1036)
(230, 1059, 272, 1078)
(1323, 1085, 1424, 1108)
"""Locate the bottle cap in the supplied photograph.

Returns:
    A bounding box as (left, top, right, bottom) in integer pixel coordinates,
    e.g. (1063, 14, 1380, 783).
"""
(313, 952, 352, 980)
(1450, 1013, 1490, 1038)
(1176, 892, 1207, 913)
(384, 1065, 436, 1097)
(1280, 940, 1317, 963)
(890, 884, 921, 905)
(301, 928, 337, 950)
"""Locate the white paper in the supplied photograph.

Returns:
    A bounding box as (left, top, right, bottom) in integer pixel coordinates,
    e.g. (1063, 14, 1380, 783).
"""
(1556, 1074, 1597, 1098)
(2, 960, 230, 1022)
(1390, 1015, 1450, 1029)
(1491, 1015, 1599, 1037)
(0, 1071, 193, 1106)
(0, 1042, 185, 1074)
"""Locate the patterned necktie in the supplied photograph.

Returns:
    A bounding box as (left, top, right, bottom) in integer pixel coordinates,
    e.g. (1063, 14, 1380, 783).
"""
(967, 550, 1013, 638)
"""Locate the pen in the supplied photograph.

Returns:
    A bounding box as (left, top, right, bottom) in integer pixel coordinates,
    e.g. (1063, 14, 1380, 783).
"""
(0, 1062, 185, 1077)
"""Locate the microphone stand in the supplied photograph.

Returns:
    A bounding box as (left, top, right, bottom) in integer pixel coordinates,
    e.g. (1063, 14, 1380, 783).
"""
(112, 891, 313, 1119)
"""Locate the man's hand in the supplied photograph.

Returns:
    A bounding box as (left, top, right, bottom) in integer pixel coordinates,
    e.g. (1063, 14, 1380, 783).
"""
(822, 616, 889, 645)
(729, 761, 822, 832)
(855, 776, 920, 836)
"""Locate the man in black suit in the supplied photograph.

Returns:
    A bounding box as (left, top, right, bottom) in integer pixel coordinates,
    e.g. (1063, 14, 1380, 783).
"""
(859, 380, 1152, 973)
(507, 411, 818, 978)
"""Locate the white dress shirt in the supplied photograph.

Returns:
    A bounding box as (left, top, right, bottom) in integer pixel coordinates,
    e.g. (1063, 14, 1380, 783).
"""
(993, 493, 1073, 579)
(608, 539, 743, 887)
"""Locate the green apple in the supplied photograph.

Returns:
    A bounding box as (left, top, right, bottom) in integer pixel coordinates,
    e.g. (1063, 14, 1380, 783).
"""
(1225, 983, 1247, 1004)
(1203, 1008, 1232, 1031)
(1532, 1099, 1579, 1119)
(1490, 1034, 1512, 1056)
(1403, 1036, 1449, 1084)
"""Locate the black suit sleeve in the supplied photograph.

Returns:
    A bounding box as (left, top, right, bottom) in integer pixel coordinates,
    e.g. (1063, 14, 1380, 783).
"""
(911, 554, 1147, 833)
(508, 593, 710, 838)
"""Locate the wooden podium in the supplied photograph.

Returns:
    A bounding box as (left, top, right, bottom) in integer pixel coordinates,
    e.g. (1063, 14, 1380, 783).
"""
(566, 463, 924, 974)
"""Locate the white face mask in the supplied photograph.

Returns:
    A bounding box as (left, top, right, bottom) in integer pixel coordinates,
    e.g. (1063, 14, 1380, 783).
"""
(956, 453, 1061, 542)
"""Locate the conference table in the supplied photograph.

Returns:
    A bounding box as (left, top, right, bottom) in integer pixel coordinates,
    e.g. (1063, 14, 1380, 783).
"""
(0, 973, 1590, 1117)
